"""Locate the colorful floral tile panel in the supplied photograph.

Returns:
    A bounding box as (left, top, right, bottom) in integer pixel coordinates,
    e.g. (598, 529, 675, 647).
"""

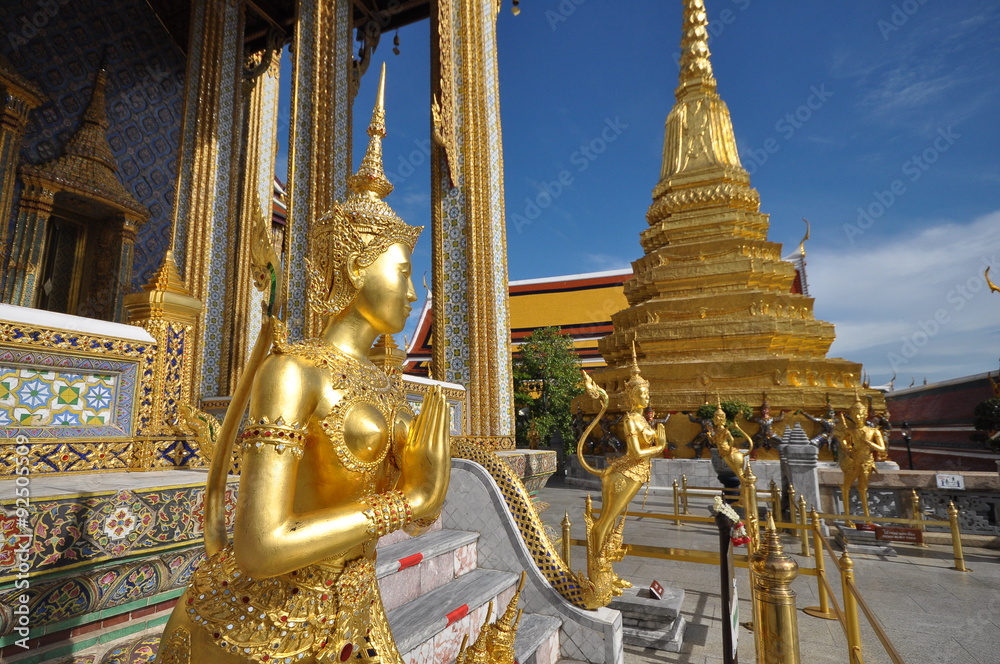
(0, 367, 117, 428)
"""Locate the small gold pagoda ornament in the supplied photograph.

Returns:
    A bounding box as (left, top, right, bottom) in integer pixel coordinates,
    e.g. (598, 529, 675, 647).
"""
(455, 572, 526, 664)
(574, 342, 667, 605)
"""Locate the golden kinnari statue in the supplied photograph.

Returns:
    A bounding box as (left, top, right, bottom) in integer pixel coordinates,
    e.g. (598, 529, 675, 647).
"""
(837, 392, 887, 526)
(710, 400, 752, 478)
(157, 66, 452, 664)
(575, 343, 667, 601)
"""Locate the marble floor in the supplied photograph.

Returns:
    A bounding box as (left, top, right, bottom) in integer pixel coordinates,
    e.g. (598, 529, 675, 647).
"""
(535, 475, 1000, 664)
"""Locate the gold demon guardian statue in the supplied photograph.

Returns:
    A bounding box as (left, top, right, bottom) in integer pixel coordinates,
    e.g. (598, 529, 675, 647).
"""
(157, 66, 451, 664)
(575, 343, 667, 602)
(836, 392, 887, 526)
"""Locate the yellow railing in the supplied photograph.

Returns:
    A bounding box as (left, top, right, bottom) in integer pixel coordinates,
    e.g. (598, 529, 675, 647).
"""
(588, 480, 972, 663)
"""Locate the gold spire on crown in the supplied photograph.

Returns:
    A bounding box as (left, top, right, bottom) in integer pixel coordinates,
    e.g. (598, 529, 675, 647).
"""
(307, 63, 423, 317)
(625, 340, 649, 392)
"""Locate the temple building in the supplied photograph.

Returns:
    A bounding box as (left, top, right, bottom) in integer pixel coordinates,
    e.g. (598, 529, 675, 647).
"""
(404, 268, 632, 375)
(885, 370, 1000, 471)
(588, 0, 884, 422)
(0, 0, 524, 659)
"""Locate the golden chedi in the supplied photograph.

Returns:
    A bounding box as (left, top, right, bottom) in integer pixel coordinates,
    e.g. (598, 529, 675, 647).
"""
(156, 66, 452, 664)
(591, 0, 884, 447)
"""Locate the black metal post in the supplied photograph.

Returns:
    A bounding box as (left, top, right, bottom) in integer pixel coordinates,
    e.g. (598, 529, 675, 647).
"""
(715, 511, 739, 664)
(902, 421, 913, 470)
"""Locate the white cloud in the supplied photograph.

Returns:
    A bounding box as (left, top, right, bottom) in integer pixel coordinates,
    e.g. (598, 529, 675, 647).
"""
(581, 253, 631, 271)
(809, 210, 1000, 383)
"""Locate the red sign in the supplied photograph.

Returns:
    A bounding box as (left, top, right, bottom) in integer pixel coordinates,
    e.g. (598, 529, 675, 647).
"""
(650, 580, 664, 599)
(874, 525, 923, 544)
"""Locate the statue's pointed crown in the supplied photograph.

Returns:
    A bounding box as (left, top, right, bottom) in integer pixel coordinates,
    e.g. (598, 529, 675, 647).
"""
(307, 64, 422, 316)
(625, 339, 649, 390)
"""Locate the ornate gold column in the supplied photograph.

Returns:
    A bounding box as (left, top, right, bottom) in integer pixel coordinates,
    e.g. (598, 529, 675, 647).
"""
(218, 45, 282, 395)
(285, 0, 353, 339)
(0, 55, 42, 284)
(3, 180, 54, 306)
(169, 0, 245, 399)
(124, 252, 202, 445)
(431, 0, 514, 440)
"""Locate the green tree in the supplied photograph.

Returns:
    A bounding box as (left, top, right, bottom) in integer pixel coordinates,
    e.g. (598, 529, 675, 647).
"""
(971, 397, 1000, 450)
(513, 327, 583, 450)
(696, 400, 753, 439)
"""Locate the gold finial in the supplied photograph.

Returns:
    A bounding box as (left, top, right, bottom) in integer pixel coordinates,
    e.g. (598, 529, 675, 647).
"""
(455, 572, 526, 663)
(678, 0, 716, 90)
(986, 266, 1000, 294)
(798, 218, 811, 257)
(144, 250, 191, 295)
(348, 62, 392, 200)
(625, 339, 648, 393)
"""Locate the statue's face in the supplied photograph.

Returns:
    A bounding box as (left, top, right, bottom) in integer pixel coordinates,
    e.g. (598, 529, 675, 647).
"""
(713, 409, 726, 427)
(352, 242, 416, 334)
(850, 402, 866, 422)
(630, 383, 649, 409)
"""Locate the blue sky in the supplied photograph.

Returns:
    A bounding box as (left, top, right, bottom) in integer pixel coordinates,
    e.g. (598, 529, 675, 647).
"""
(282, 0, 1000, 386)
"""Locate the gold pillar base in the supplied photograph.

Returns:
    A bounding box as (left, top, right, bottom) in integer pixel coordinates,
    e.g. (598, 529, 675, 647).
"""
(124, 251, 203, 438)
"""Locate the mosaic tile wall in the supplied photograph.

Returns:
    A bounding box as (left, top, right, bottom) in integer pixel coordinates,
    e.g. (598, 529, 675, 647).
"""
(0, 346, 138, 439)
(0, 542, 202, 639)
(285, 0, 352, 341)
(0, 477, 237, 639)
(2, 366, 116, 427)
(0, 0, 186, 292)
(0, 481, 237, 583)
(198, 0, 244, 398)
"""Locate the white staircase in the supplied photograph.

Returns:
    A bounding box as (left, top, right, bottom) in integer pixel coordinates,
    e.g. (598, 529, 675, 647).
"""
(58, 458, 623, 664)
(377, 522, 562, 664)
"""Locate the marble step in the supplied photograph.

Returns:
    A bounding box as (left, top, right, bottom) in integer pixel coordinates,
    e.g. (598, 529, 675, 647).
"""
(610, 585, 687, 653)
(622, 617, 687, 653)
(377, 528, 480, 612)
(515, 613, 562, 664)
(610, 586, 684, 626)
(389, 568, 519, 662)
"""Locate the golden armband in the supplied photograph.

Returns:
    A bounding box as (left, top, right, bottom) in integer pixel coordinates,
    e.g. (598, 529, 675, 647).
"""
(239, 418, 307, 459)
(361, 490, 413, 538)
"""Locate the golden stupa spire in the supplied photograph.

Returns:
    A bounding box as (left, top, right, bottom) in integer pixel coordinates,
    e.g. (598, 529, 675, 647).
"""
(652, 0, 752, 225)
(677, 0, 716, 94)
(347, 62, 392, 200)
